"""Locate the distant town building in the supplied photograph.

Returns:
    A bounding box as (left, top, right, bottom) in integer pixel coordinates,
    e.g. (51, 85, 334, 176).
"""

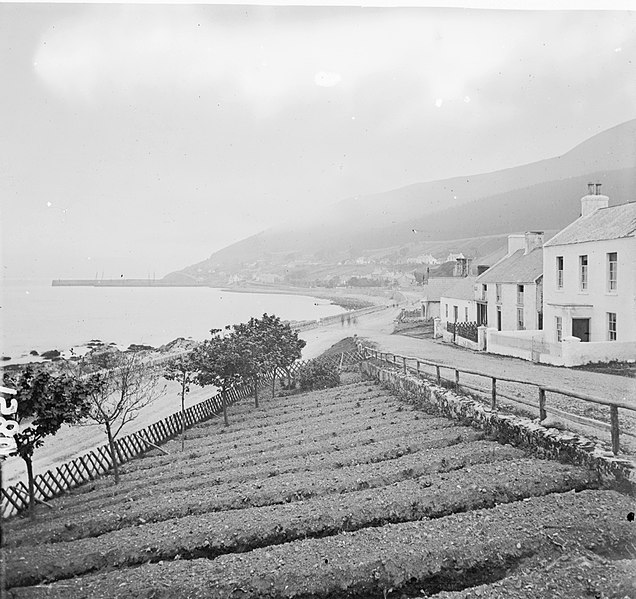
(406, 253, 440, 265)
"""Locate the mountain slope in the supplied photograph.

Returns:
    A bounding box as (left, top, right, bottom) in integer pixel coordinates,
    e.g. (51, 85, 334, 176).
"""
(171, 119, 636, 280)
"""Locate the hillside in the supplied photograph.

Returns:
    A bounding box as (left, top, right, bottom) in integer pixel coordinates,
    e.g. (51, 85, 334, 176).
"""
(169, 119, 636, 285)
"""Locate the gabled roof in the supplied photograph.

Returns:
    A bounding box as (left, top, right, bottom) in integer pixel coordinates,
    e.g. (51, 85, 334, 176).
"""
(477, 248, 543, 284)
(419, 277, 465, 302)
(440, 276, 477, 301)
(544, 202, 636, 247)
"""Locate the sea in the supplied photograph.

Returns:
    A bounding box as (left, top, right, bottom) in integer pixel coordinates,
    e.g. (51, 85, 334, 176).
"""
(0, 280, 348, 487)
(0, 279, 345, 362)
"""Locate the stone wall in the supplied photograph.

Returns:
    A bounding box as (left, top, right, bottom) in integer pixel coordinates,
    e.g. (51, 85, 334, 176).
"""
(360, 360, 636, 493)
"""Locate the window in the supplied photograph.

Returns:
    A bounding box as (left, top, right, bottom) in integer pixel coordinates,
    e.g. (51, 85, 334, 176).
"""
(556, 256, 564, 289)
(481, 284, 487, 301)
(495, 284, 501, 303)
(517, 284, 524, 305)
(608, 252, 617, 291)
(517, 307, 524, 330)
(555, 316, 562, 342)
(608, 313, 617, 341)
(579, 255, 588, 291)
(445, 304, 448, 318)
(464, 307, 468, 321)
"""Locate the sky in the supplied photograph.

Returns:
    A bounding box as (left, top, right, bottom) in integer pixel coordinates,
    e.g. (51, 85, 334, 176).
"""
(1, 3, 635, 280)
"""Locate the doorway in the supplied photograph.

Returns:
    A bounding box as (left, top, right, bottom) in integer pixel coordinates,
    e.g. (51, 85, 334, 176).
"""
(572, 318, 590, 342)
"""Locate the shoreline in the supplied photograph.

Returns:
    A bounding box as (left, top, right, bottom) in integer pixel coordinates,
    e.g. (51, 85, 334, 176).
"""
(4, 284, 387, 364)
(222, 283, 404, 311)
(1, 305, 401, 488)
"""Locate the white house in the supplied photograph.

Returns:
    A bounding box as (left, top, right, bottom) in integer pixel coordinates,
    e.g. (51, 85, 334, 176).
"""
(542, 185, 636, 364)
(440, 276, 478, 326)
(418, 277, 465, 319)
(476, 232, 544, 332)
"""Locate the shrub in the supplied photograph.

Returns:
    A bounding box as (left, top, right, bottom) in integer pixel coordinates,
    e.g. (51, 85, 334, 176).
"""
(298, 361, 340, 391)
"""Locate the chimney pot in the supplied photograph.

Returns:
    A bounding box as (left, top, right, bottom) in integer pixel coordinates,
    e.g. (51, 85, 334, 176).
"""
(588, 183, 594, 194)
(595, 183, 602, 195)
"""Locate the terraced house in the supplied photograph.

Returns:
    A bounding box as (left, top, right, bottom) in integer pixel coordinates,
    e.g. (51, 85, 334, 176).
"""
(475, 231, 544, 333)
(542, 185, 636, 365)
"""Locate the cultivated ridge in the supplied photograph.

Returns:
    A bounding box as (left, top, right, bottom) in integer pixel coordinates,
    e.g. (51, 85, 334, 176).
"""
(4, 373, 635, 598)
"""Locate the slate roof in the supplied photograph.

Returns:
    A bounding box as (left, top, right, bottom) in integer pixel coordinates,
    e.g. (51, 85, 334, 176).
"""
(419, 277, 465, 302)
(544, 202, 636, 247)
(439, 276, 477, 301)
(477, 248, 543, 284)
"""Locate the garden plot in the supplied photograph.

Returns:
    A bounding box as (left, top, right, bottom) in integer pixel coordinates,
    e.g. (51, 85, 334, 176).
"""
(4, 386, 469, 537)
(119, 382, 405, 470)
(7, 438, 514, 547)
(5, 376, 634, 598)
(8, 490, 633, 599)
(14, 421, 476, 525)
(429, 550, 636, 598)
(93, 382, 408, 483)
(6, 458, 599, 588)
(117, 398, 450, 477)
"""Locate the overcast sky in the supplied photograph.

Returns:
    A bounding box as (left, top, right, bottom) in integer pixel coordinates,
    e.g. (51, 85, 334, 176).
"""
(2, 4, 635, 279)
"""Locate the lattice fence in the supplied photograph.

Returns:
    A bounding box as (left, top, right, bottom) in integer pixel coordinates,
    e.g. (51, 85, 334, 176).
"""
(1, 350, 364, 519)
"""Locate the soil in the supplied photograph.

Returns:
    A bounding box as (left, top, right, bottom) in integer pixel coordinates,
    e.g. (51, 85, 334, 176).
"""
(4, 376, 635, 599)
(318, 337, 361, 357)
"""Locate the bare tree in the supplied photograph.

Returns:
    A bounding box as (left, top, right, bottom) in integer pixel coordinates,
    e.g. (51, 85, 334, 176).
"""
(80, 351, 165, 484)
(163, 353, 197, 451)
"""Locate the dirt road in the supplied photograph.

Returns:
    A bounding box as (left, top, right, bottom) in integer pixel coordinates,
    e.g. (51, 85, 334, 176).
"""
(303, 308, 634, 404)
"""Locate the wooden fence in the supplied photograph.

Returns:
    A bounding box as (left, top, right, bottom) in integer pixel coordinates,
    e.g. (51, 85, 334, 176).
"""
(1, 350, 364, 519)
(358, 343, 635, 457)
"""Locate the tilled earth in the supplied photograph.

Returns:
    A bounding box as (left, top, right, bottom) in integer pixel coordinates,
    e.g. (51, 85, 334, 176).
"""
(4, 373, 635, 598)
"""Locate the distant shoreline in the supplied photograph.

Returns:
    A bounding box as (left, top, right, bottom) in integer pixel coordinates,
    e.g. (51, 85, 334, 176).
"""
(51, 279, 205, 287)
(48, 279, 402, 312)
(221, 284, 396, 311)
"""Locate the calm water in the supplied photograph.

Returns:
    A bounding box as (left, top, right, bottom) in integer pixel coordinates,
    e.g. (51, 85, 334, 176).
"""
(0, 279, 343, 360)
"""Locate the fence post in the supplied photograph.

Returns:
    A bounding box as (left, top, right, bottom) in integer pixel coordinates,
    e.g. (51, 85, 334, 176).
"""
(610, 406, 620, 455)
(538, 388, 547, 421)
(402, 357, 407, 374)
(454, 369, 460, 391)
(436, 366, 441, 385)
(491, 377, 497, 410)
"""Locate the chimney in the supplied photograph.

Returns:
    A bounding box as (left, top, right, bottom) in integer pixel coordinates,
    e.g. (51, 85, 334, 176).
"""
(524, 231, 544, 255)
(507, 234, 525, 255)
(581, 182, 609, 217)
(477, 264, 489, 275)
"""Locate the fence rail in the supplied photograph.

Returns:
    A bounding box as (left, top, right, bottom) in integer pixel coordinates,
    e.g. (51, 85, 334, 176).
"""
(0, 350, 364, 519)
(357, 343, 634, 457)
